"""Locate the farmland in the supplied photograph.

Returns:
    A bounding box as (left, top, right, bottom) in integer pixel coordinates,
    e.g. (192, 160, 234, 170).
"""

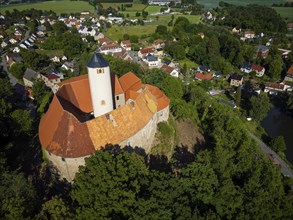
(273, 7, 293, 22)
(197, 0, 287, 8)
(0, 0, 94, 15)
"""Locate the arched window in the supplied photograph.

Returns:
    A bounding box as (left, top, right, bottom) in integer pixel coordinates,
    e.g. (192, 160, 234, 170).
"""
(101, 100, 106, 105)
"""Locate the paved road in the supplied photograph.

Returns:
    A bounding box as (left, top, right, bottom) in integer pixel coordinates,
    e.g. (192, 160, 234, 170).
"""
(1, 53, 18, 86)
(249, 132, 293, 178)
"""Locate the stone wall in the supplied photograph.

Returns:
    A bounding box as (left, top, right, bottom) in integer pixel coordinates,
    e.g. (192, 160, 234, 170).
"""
(157, 105, 169, 123)
(119, 114, 158, 154)
(44, 150, 87, 182)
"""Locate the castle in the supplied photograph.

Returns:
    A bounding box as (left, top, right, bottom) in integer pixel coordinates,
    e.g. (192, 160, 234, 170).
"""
(39, 53, 170, 181)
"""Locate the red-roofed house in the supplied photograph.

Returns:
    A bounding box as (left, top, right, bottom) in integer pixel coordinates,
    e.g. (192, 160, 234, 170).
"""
(153, 39, 165, 49)
(285, 65, 293, 82)
(138, 47, 154, 58)
(264, 82, 285, 93)
(195, 72, 213, 81)
(120, 40, 131, 51)
(251, 64, 265, 77)
(161, 64, 179, 78)
(244, 31, 255, 39)
(99, 43, 122, 55)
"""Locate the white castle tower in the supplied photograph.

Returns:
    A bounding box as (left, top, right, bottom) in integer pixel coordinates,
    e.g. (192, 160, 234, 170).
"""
(87, 53, 113, 118)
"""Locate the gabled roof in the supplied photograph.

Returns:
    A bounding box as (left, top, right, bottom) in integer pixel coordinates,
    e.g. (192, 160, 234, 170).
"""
(119, 72, 142, 93)
(145, 54, 158, 62)
(23, 68, 38, 81)
(139, 47, 153, 54)
(265, 82, 284, 90)
(121, 40, 131, 46)
(251, 64, 264, 72)
(230, 73, 243, 81)
(195, 72, 213, 80)
(161, 64, 174, 74)
(87, 53, 109, 68)
(287, 65, 293, 75)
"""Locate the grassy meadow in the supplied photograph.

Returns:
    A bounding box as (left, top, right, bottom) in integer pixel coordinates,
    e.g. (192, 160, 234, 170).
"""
(106, 14, 200, 40)
(273, 7, 293, 22)
(0, 0, 94, 15)
(197, 0, 287, 8)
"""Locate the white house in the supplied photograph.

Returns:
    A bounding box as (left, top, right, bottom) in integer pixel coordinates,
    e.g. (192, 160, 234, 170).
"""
(99, 43, 122, 55)
(161, 64, 179, 78)
(120, 40, 131, 51)
(143, 54, 161, 68)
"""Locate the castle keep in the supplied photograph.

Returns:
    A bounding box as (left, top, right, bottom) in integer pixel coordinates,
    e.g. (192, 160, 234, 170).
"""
(39, 53, 170, 181)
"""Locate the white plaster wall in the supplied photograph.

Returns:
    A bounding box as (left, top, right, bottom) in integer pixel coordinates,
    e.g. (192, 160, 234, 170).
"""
(88, 66, 114, 118)
(115, 93, 125, 108)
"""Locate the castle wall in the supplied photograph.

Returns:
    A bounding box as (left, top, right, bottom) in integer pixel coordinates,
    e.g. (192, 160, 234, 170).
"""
(119, 114, 158, 154)
(157, 106, 169, 123)
(44, 150, 87, 182)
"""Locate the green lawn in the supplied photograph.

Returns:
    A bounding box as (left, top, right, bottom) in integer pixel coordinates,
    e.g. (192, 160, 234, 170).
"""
(144, 5, 162, 14)
(178, 58, 198, 70)
(0, 0, 94, 15)
(102, 3, 146, 11)
(106, 14, 200, 40)
(272, 7, 293, 22)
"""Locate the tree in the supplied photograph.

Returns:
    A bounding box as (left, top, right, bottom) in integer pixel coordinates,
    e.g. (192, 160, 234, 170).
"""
(32, 79, 50, 105)
(10, 109, 33, 136)
(71, 150, 148, 219)
(155, 25, 167, 35)
(235, 86, 241, 106)
(0, 78, 13, 99)
(9, 62, 25, 80)
(38, 196, 73, 220)
(268, 55, 283, 79)
(249, 93, 271, 122)
(161, 77, 183, 100)
(52, 21, 67, 36)
(270, 136, 286, 153)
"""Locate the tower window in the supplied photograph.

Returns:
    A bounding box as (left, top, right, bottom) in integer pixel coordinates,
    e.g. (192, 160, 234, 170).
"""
(96, 69, 104, 74)
(101, 100, 106, 105)
(116, 96, 119, 100)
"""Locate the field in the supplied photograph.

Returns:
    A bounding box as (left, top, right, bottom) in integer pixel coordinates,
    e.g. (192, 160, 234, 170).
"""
(197, 0, 287, 8)
(0, 0, 94, 15)
(144, 6, 161, 14)
(106, 14, 200, 40)
(273, 7, 293, 21)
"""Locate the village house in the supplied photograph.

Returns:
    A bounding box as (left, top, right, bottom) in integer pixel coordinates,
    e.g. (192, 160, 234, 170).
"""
(23, 68, 39, 88)
(61, 61, 75, 72)
(230, 73, 243, 87)
(284, 65, 293, 82)
(244, 31, 255, 39)
(153, 39, 165, 49)
(120, 40, 131, 51)
(198, 32, 205, 39)
(6, 53, 23, 66)
(113, 50, 133, 62)
(143, 53, 161, 68)
(195, 72, 213, 81)
(94, 32, 105, 41)
(163, 59, 176, 68)
(197, 65, 210, 73)
(231, 27, 241, 34)
(49, 55, 60, 63)
(38, 69, 64, 93)
(138, 47, 154, 59)
(255, 45, 269, 59)
(99, 43, 122, 55)
(264, 82, 285, 94)
(240, 63, 265, 77)
(161, 65, 179, 78)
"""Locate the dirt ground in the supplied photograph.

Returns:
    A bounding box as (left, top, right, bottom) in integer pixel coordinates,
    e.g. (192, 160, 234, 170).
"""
(175, 119, 205, 153)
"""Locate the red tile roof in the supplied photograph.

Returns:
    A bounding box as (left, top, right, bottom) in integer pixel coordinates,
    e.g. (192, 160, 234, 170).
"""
(139, 47, 153, 54)
(265, 82, 284, 90)
(119, 72, 142, 93)
(195, 72, 213, 80)
(122, 40, 131, 46)
(161, 64, 174, 74)
(47, 74, 60, 80)
(251, 64, 264, 72)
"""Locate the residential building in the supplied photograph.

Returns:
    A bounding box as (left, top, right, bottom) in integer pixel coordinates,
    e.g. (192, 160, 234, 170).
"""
(230, 74, 243, 87)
